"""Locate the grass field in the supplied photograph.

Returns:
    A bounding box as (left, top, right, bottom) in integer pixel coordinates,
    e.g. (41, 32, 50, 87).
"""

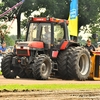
(0, 84, 100, 90)
(0, 70, 2, 75)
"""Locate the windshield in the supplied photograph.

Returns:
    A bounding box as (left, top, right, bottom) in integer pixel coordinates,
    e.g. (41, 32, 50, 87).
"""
(27, 23, 51, 43)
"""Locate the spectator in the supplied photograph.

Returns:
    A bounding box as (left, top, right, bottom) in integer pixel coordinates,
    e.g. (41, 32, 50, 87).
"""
(84, 39, 95, 56)
(13, 44, 17, 54)
(0, 42, 6, 54)
(0, 30, 5, 44)
(8, 48, 11, 52)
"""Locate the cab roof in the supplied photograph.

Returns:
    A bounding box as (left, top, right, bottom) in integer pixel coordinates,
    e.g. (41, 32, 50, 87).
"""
(29, 17, 69, 24)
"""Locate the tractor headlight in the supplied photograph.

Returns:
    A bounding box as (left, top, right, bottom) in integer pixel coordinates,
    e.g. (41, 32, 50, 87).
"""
(23, 47, 29, 49)
(16, 46, 20, 49)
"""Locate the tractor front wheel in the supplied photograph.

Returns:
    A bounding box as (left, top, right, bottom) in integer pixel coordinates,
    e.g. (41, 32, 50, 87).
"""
(33, 55, 52, 80)
(1, 52, 19, 79)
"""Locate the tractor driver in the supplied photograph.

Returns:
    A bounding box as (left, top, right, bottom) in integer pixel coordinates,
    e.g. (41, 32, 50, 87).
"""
(84, 39, 95, 56)
(44, 26, 51, 49)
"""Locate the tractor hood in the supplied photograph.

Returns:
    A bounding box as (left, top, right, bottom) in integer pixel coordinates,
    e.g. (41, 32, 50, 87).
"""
(17, 41, 44, 48)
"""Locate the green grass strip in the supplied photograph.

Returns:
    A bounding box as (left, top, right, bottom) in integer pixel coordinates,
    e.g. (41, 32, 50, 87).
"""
(0, 84, 100, 90)
(0, 70, 2, 75)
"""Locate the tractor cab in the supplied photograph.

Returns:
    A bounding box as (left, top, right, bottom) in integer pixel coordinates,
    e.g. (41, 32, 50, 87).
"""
(16, 17, 76, 58)
(26, 17, 70, 49)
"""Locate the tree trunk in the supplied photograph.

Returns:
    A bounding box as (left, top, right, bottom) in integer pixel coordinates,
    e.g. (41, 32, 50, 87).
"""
(17, 14, 21, 39)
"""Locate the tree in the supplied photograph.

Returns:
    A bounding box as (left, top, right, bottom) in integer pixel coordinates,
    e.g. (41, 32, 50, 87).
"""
(1, 0, 38, 39)
(1, 0, 100, 38)
(0, 2, 14, 46)
(36, 0, 100, 30)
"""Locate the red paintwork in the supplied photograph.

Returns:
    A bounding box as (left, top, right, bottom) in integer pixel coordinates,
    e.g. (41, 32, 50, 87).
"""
(17, 49, 30, 56)
(93, 51, 100, 55)
(60, 41, 69, 50)
(30, 18, 69, 24)
(52, 51, 59, 58)
(16, 41, 44, 56)
(28, 41, 44, 48)
(17, 41, 44, 48)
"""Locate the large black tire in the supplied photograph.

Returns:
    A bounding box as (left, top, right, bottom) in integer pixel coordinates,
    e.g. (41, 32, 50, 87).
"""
(1, 52, 18, 79)
(18, 64, 34, 79)
(57, 47, 74, 79)
(18, 67, 28, 78)
(67, 47, 91, 81)
(33, 54, 52, 80)
(25, 68, 34, 79)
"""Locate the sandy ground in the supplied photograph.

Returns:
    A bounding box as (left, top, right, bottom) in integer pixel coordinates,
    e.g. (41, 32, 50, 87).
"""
(1, 75, 100, 100)
(0, 90, 100, 100)
(0, 75, 100, 85)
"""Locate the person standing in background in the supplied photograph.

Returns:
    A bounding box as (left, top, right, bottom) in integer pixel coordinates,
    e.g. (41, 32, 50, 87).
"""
(13, 44, 17, 54)
(84, 39, 95, 56)
(0, 42, 6, 54)
(0, 30, 5, 44)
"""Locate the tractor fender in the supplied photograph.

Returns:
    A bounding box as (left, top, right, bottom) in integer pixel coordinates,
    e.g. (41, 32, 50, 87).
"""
(60, 41, 80, 50)
(65, 41, 80, 49)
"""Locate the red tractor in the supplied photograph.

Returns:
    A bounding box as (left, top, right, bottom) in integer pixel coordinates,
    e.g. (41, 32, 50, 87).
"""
(1, 17, 91, 80)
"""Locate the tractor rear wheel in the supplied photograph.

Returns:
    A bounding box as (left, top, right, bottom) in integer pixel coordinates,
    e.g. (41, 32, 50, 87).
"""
(57, 49, 68, 79)
(1, 52, 18, 79)
(33, 54, 52, 80)
(57, 47, 74, 79)
(67, 47, 91, 80)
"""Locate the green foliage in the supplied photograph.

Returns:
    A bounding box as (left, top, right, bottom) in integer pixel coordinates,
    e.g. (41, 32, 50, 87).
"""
(21, 19, 28, 29)
(10, 35, 17, 41)
(36, 0, 100, 29)
(2, 0, 100, 30)
(21, 34, 26, 40)
(4, 34, 15, 46)
(78, 0, 100, 29)
(1, 0, 100, 40)
(1, 0, 39, 38)
(78, 36, 86, 46)
(2, 0, 38, 18)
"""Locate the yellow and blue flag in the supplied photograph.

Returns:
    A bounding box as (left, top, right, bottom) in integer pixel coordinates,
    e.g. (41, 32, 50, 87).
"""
(68, 0, 78, 37)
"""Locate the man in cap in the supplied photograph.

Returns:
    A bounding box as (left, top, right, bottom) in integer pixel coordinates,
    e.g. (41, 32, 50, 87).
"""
(84, 39, 95, 56)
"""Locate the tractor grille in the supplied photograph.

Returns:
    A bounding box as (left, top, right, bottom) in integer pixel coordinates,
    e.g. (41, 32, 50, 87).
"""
(18, 43, 28, 46)
(17, 50, 27, 55)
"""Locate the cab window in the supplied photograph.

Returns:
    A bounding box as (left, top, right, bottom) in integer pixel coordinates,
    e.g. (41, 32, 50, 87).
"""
(54, 24, 64, 45)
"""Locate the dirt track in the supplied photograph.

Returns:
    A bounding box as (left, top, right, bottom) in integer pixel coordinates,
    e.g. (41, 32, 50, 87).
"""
(0, 90, 100, 100)
(1, 75, 100, 99)
(0, 75, 100, 85)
